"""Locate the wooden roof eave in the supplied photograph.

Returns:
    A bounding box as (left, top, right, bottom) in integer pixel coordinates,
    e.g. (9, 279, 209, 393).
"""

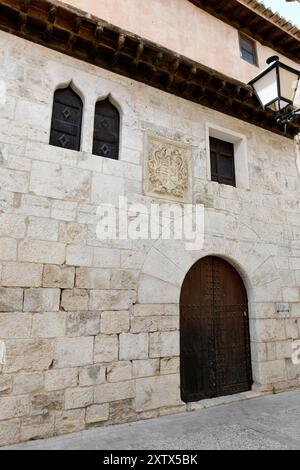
(0, 0, 299, 139)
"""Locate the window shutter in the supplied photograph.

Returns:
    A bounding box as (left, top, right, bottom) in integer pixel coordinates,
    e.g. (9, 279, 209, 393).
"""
(210, 137, 236, 187)
(49, 86, 83, 151)
(93, 99, 120, 159)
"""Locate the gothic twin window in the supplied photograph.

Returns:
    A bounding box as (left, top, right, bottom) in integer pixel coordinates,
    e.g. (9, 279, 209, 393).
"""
(93, 98, 120, 160)
(49, 86, 120, 159)
(49, 86, 83, 151)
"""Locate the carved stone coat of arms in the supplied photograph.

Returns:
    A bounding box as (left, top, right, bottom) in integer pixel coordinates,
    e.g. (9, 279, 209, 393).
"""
(144, 135, 192, 201)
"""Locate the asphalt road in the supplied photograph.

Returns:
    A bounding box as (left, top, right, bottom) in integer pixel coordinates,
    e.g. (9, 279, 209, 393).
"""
(2, 389, 300, 450)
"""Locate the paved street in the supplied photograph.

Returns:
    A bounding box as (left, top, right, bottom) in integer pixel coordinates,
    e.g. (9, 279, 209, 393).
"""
(2, 390, 300, 450)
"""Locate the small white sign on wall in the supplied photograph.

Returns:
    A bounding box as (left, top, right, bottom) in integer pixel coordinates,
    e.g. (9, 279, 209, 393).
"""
(0, 340, 6, 365)
(276, 303, 290, 316)
(0, 80, 6, 107)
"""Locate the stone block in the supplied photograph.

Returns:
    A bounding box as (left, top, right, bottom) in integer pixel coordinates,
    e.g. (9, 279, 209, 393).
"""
(89, 290, 136, 311)
(276, 340, 293, 360)
(27, 217, 59, 241)
(23, 288, 60, 312)
(65, 387, 94, 410)
(138, 276, 179, 304)
(121, 250, 144, 269)
(0, 376, 12, 396)
(132, 359, 159, 378)
(251, 319, 286, 342)
(43, 265, 75, 288)
(282, 287, 300, 302)
(110, 270, 138, 289)
(160, 357, 180, 375)
(253, 360, 287, 385)
(54, 337, 93, 368)
(0, 313, 31, 338)
(0, 238, 17, 261)
(2, 262, 43, 287)
(86, 404, 109, 424)
(149, 331, 179, 358)
(61, 289, 89, 312)
(30, 392, 64, 415)
(94, 381, 135, 404)
(91, 173, 124, 206)
(32, 312, 66, 338)
(0, 395, 30, 420)
(51, 200, 77, 221)
(0, 214, 26, 238)
(0, 419, 20, 446)
(0, 287, 23, 311)
(45, 368, 78, 392)
(21, 415, 55, 442)
(66, 311, 100, 337)
(93, 248, 120, 268)
(59, 222, 88, 244)
(133, 304, 165, 317)
(79, 364, 105, 386)
(94, 335, 119, 363)
(18, 239, 65, 265)
(101, 311, 129, 334)
(286, 319, 299, 339)
(30, 160, 91, 202)
(135, 375, 181, 411)
(131, 316, 179, 333)
(14, 373, 44, 395)
(4, 339, 53, 373)
(106, 361, 132, 383)
(75, 267, 110, 289)
(18, 195, 51, 218)
(108, 398, 137, 424)
(119, 333, 148, 360)
(55, 409, 85, 435)
(0, 167, 28, 193)
(66, 245, 93, 267)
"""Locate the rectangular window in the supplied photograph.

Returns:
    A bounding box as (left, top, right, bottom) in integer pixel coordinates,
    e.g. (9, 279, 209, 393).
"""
(239, 33, 258, 66)
(210, 137, 236, 187)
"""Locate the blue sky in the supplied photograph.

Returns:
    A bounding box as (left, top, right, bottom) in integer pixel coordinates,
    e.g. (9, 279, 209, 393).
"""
(262, 0, 300, 26)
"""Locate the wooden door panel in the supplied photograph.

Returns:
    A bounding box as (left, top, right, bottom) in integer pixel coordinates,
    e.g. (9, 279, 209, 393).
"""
(180, 256, 252, 403)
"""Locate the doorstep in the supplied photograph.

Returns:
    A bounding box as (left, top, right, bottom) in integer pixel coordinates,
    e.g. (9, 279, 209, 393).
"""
(186, 390, 269, 411)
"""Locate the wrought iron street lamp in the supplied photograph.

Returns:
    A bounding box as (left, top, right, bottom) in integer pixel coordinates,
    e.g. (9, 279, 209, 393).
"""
(249, 56, 300, 128)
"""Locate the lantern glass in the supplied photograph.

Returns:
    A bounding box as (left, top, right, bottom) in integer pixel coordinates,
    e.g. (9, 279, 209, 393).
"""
(279, 67, 299, 104)
(251, 67, 278, 109)
(250, 59, 300, 114)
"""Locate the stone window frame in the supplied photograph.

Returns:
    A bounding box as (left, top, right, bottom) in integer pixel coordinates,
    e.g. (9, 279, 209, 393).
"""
(205, 122, 250, 190)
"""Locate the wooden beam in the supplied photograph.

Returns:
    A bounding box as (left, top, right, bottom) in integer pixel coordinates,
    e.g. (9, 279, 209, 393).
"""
(0, 0, 298, 138)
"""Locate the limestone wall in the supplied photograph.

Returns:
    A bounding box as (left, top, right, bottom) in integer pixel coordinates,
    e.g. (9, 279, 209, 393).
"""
(0, 30, 300, 445)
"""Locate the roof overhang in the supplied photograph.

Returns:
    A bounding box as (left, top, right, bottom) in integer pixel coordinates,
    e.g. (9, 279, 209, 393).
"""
(0, 0, 299, 138)
(188, 0, 300, 65)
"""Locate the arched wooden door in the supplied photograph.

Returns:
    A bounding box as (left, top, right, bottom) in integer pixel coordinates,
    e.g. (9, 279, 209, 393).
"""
(180, 256, 252, 403)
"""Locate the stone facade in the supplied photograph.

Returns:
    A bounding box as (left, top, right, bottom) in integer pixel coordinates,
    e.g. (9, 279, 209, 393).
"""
(0, 30, 300, 446)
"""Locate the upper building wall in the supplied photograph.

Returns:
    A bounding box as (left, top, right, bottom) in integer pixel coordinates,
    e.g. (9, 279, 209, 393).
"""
(61, 0, 300, 87)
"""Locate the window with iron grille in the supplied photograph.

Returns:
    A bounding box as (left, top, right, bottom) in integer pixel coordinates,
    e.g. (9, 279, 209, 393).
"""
(93, 98, 120, 159)
(49, 86, 83, 151)
(239, 33, 258, 66)
(210, 136, 236, 187)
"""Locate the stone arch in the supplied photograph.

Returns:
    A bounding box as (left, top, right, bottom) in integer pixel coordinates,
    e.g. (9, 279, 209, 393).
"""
(137, 213, 282, 320)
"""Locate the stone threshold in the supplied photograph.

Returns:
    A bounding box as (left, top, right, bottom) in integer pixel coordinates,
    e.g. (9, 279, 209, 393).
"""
(186, 390, 269, 412)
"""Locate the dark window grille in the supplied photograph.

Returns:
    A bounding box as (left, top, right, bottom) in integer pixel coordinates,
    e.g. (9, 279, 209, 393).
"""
(210, 137, 236, 187)
(239, 33, 258, 66)
(49, 86, 83, 151)
(93, 98, 120, 159)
